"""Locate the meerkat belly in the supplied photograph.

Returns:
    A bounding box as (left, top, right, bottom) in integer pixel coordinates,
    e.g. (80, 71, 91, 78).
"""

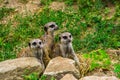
(46, 36, 54, 49)
(64, 45, 73, 59)
(63, 45, 71, 58)
(34, 49, 43, 59)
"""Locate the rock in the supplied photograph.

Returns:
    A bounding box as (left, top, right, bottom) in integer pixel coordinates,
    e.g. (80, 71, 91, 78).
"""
(107, 49, 120, 56)
(0, 57, 43, 80)
(60, 74, 78, 80)
(80, 76, 119, 80)
(43, 57, 80, 80)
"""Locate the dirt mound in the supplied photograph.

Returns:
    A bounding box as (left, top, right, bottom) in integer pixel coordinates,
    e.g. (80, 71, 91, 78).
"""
(1, 0, 41, 14)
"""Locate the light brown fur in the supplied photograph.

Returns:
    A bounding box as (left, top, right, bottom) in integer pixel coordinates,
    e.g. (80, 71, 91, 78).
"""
(41, 22, 58, 67)
(17, 39, 45, 69)
(17, 47, 35, 57)
(53, 32, 80, 68)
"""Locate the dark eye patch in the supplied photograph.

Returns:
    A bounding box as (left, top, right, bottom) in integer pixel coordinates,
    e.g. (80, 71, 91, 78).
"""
(32, 42, 37, 46)
(63, 36, 67, 39)
(39, 42, 41, 45)
(69, 35, 71, 38)
(49, 24, 55, 28)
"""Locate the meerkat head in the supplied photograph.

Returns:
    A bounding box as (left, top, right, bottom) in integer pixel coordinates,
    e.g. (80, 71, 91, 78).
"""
(59, 32, 73, 44)
(44, 22, 58, 34)
(29, 39, 44, 50)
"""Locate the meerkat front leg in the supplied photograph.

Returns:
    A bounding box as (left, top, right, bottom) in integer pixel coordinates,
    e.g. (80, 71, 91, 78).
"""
(41, 22, 58, 66)
(71, 46, 80, 64)
(70, 44, 81, 73)
(43, 47, 51, 61)
(40, 52, 45, 70)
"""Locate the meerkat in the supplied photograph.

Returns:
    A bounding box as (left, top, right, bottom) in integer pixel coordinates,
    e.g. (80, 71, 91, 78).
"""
(40, 22, 58, 67)
(17, 39, 45, 69)
(53, 32, 80, 65)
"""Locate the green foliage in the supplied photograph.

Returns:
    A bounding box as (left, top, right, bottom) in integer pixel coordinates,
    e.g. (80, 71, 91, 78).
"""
(115, 4, 120, 17)
(0, 7, 14, 20)
(18, 0, 28, 4)
(78, 0, 104, 12)
(114, 64, 120, 78)
(40, 0, 53, 5)
(64, 0, 75, 6)
(24, 74, 56, 80)
(40, 75, 56, 80)
(23, 73, 38, 80)
(83, 49, 111, 71)
(40, 75, 47, 80)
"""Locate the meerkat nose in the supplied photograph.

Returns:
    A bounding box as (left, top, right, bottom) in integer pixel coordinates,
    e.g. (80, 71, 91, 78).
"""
(68, 40, 71, 42)
(37, 46, 41, 48)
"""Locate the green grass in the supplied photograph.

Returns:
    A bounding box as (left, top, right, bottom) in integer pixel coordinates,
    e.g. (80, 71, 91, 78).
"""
(114, 64, 120, 78)
(0, 7, 14, 20)
(18, 0, 29, 4)
(83, 49, 111, 71)
(23, 73, 56, 80)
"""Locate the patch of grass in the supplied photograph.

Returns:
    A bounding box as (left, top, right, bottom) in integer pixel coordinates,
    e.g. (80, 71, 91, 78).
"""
(83, 49, 111, 71)
(23, 72, 38, 80)
(0, 7, 14, 20)
(40, 0, 53, 5)
(64, 0, 75, 6)
(114, 64, 120, 78)
(0, 23, 16, 61)
(24, 73, 56, 80)
(18, 0, 28, 4)
(40, 75, 56, 80)
(40, 75, 47, 80)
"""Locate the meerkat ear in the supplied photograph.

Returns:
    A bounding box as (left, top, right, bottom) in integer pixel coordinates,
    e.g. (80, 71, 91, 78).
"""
(44, 26, 47, 32)
(28, 42, 31, 47)
(42, 40, 45, 44)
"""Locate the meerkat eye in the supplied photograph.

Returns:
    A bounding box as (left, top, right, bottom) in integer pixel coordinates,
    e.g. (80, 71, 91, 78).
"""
(69, 35, 71, 38)
(49, 24, 55, 28)
(63, 36, 67, 39)
(39, 42, 41, 45)
(32, 42, 37, 46)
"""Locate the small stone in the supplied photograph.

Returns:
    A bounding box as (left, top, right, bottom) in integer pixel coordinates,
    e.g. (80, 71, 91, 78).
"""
(79, 76, 119, 80)
(60, 74, 78, 80)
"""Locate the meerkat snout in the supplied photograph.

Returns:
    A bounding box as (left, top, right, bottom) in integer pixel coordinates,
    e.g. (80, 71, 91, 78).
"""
(29, 39, 44, 49)
(59, 32, 73, 44)
(44, 22, 58, 32)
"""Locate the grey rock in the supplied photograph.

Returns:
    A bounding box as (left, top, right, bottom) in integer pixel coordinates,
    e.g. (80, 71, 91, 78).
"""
(79, 76, 119, 80)
(43, 57, 80, 80)
(0, 57, 43, 80)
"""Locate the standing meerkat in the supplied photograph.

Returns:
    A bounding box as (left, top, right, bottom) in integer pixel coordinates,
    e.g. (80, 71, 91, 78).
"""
(53, 32, 80, 65)
(17, 39, 45, 68)
(41, 22, 58, 67)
